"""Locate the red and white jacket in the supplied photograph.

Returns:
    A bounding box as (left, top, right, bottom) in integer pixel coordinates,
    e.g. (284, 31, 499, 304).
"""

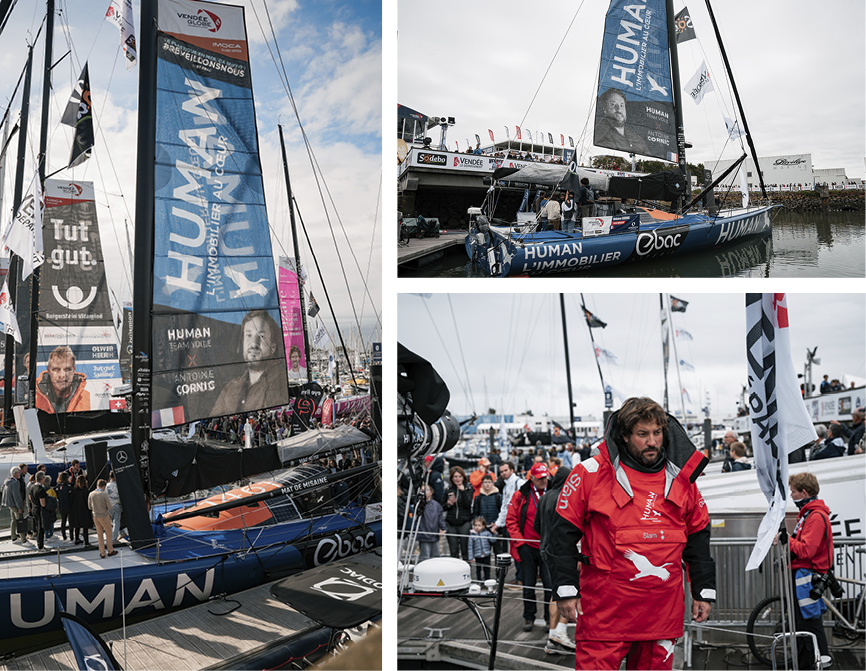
(546, 410, 716, 640)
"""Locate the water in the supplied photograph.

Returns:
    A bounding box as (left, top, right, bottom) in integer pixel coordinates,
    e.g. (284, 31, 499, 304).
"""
(406, 209, 865, 278)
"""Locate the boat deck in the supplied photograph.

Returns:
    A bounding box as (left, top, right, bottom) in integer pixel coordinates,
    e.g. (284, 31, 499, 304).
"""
(397, 231, 464, 266)
(0, 538, 154, 579)
(0, 580, 317, 671)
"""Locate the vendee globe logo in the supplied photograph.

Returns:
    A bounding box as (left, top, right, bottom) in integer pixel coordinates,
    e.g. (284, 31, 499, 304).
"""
(177, 9, 222, 32)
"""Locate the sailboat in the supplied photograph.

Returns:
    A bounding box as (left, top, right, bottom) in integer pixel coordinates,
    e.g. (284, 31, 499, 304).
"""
(465, 0, 778, 277)
(0, 0, 381, 656)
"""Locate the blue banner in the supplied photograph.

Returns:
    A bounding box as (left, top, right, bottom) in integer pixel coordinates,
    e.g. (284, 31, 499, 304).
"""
(152, 0, 289, 425)
(594, 0, 677, 161)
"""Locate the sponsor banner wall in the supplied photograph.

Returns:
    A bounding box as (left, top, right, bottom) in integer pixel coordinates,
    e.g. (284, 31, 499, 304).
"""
(278, 257, 307, 384)
(39, 181, 121, 412)
(152, 0, 288, 425)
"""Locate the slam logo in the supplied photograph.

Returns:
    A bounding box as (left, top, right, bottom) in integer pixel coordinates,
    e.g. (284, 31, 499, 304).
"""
(198, 9, 221, 31)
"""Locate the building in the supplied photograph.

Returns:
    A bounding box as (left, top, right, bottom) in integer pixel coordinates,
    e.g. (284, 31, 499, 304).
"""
(709, 153, 814, 191)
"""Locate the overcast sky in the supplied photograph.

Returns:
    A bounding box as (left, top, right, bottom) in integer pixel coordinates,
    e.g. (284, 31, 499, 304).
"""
(0, 0, 382, 342)
(398, 0, 865, 178)
(398, 293, 866, 421)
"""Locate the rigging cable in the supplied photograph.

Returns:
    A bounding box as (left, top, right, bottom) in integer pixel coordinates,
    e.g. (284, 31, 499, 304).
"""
(253, 0, 381, 333)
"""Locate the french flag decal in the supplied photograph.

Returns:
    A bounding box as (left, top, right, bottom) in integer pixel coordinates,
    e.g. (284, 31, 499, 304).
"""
(152, 406, 185, 428)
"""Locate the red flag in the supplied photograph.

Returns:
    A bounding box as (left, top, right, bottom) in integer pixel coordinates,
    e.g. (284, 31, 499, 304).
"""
(516, 126, 521, 140)
(109, 399, 127, 410)
(488, 129, 494, 142)
(560, 134, 564, 146)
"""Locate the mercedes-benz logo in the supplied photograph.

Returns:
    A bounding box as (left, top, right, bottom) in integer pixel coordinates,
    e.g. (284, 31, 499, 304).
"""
(116, 450, 128, 464)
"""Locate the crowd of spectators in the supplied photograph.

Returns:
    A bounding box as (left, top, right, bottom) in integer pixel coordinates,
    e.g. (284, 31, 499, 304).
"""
(197, 408, 376, 446)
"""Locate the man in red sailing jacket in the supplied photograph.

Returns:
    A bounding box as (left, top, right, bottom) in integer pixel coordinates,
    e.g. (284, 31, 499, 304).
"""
(506, 461, 551, 632)
(545, 397, 716, 670)
(783, 472, 834, 667)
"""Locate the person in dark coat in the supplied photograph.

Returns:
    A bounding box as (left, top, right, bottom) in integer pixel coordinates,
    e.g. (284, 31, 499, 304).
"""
(425, 456, 446, 506)
(472, 475, 501, 527)
(443, 466, 473, 560)
(55, 472, 73, 541)
(536, 466, 576, 654)
(70, 474, 92, 546)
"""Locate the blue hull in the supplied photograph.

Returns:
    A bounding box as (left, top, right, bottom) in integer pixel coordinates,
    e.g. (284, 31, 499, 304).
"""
(466, 207, 776, 276)
(0, 511, 382, 648)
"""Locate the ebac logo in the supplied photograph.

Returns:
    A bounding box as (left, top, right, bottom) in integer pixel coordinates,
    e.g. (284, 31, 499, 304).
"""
(417, 152, 447, 166)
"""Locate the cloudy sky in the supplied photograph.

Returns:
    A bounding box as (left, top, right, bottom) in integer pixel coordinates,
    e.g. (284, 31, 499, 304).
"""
(398, 292, 866, 421)
(0, 0, 382, 342)
(398, 0, 865, 178)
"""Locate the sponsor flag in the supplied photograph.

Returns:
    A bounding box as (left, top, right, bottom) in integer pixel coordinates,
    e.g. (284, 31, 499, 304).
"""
(568, 136, 574, 147)
(516, 126, 521, 140)
(307, 292, 320, 318)
(105, 0, 137, 69)
(670, 295, 689, 312)
(724, 115, 747, 141)
(475, 133, 480, 146)
(504, 126, 509, 139)
(313, 324, 331, 350)
(594, 346, 618, 365)
(0, 280, 21, 343)
(525, 129, 531, 144)
(684, 60, 714, 105)
(679, 358, 695, 372)
(547, 132, 553, 144)
(57, 604, 121, 671)
(560, 134, 564, 146)
(466, 138, 471, 148)
(675, 328, 693, 341)
(328, 352, 335, 377)
(674, 7, 697, 43)
(488, 129, 494, 142)
(583, 307, 607, 329)
(745, 294, 817, 571)
(681, 387, 692, 403)
(455, 140, 458, 151)
(1, 169, 44, 279)
(60, 63, 95, 168)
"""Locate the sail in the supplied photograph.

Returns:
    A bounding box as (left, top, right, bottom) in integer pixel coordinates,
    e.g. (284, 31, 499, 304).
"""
(37, 180, 123, 414)
(594, 0, 677, 162)
(278, 256, 308, 385)
(150, 0, 289, 426)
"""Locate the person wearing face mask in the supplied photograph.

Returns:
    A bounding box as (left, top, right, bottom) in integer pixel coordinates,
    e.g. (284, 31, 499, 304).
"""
(780, 472, 834, 669)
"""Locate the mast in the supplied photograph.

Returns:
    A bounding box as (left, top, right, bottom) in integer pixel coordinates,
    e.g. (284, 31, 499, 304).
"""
(3, 43, 33, 428)
(132, 0, 158, 493)
(559, 294, 576, 440)
(660, 293, 669, 412)
(278, 123, 312, 383)
(703, 0, 767, 199)
(580, 293, 606, 402)
(666, 294, 687, 423)
(29, 0, 53, 409)
(665, 0, 688, 207)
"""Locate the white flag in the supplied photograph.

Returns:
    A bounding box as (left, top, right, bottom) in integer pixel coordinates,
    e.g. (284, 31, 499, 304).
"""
(724, 115, 747, 141)
(1, 170, 44, 279)
(679, 358, 695, 372)
(684, 60, 714, 105)
(675, 328, 693, 341)
(0, 280, 21, 343)
(745, 294, 817, 571)
(594, 346, 619, 365)
(105, 0, 137, 70)
(328, 352, 335, 377)
(313, 324, 331, 350)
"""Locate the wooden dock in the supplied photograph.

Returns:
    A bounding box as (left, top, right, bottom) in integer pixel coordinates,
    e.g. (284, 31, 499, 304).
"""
(397, 231, 464, 267)
(1, 581, 317, 670)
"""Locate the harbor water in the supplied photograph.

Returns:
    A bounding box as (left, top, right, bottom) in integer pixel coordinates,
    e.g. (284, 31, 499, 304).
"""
(406, 210, 865, 278)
